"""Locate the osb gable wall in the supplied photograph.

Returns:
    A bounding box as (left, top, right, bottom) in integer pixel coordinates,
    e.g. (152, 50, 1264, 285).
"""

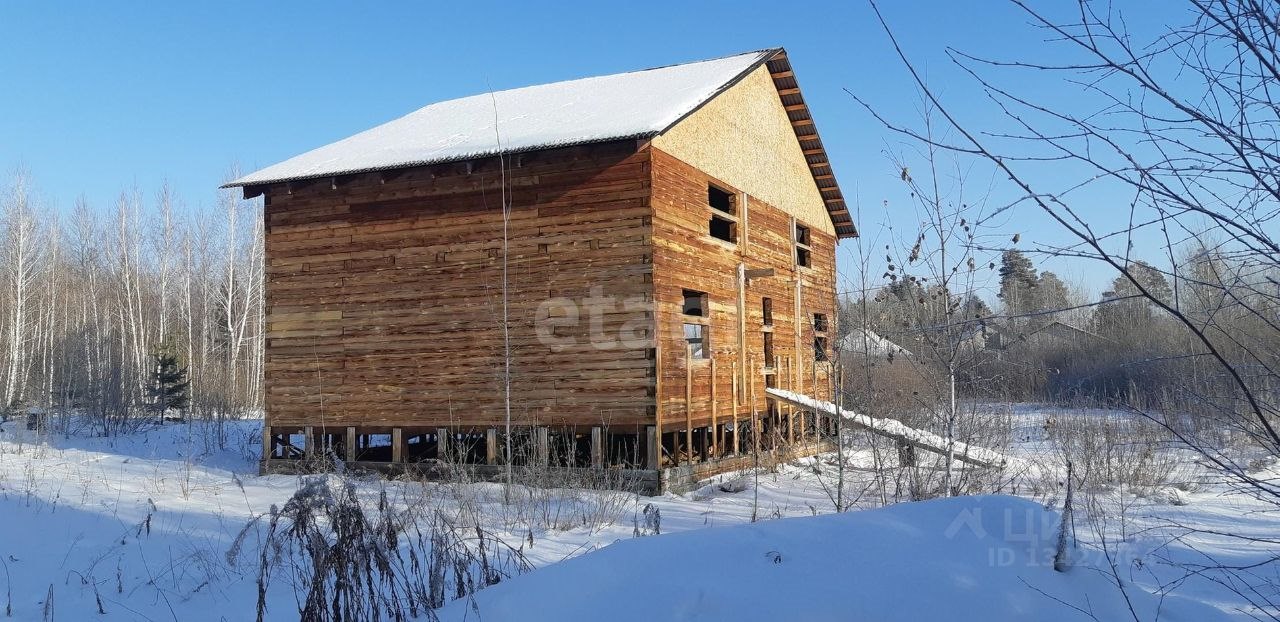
(262, 141, 656, 431)
(652, 64, 835, 237)
(649, 148, 836, 433)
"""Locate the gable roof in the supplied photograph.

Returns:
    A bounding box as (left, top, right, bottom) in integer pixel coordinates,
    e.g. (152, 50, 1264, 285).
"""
(227, 48, 854, 237)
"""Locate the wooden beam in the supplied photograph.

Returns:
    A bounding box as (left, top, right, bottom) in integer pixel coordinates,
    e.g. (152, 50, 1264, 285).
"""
(437, 427, 449, 461)
(771, 69, 795, 78)
(591, 427, 603, 468)
(535, 427, 549, 467)
(794, 279, 804, 401)
(710, 358, 719, 459)
(778, 87, 801, 95)
(262, 425, 273, 460)
(303, 426, 314, 458)
(782, 357, 791, 443)
(736, 262, 747, 409)
(392, 428, 404, 463)
(646, 426, 659, 469)
(791, 118, 815, 127)
(749, 355, 759, 455)
(731, 360, 740, 456)
(654, 341, 663, 467)
(685, 342, 694, 466)
(744, 268, 776, 280)
(765, 388, 1007, 468)
(486, 429, 498, 465)
(785, 103, 807, 111)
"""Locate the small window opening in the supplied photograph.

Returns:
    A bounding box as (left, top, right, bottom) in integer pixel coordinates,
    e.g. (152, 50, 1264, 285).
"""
(684, 323, 709, 359)
(813, 312, 829, 361)
(762, 297, 773, 326)
(710, 214, 736, 243)
(682, 289, 707, 317)
(708, 185, 734, 215)
(708, 185, 738, 243)
(795, 223, 811, 245)
(795, 223, 812, 267)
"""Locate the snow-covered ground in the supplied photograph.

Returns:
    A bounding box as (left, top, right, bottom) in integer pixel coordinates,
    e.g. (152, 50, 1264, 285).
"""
(0, 407, 1276, 620)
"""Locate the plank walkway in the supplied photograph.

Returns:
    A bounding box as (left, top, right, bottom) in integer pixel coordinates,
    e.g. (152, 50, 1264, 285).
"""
(765, 388, 1007, 468)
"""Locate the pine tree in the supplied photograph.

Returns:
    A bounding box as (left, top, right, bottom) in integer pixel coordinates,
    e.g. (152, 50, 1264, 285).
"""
(997, 250, 1038, 314)
(147, 347, 190, 418)
(1035, 272, 1070, 314)
(961, 293, 992, 320)
(1094, 261, 1172, 335)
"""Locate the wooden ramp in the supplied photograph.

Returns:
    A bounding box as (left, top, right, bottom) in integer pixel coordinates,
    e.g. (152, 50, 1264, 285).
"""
(765, 388, 1007, 468)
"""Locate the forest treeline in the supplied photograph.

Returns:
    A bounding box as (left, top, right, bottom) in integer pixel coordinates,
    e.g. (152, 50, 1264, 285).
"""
(0, 169, 264, 437)
(842, 245, 1279, 445)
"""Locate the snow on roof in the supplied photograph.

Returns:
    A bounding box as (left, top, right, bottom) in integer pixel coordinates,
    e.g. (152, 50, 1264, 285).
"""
(838, 328, 912, 359)
(227, 49, 777, 188)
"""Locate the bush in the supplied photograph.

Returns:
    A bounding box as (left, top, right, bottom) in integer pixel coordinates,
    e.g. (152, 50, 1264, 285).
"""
(247, 476, 531, 622)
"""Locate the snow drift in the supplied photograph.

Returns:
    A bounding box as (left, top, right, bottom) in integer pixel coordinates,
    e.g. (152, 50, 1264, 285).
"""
(438, 494, 1219, 621)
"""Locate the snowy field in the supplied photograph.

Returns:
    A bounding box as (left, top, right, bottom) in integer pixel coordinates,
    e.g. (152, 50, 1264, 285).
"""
(0, 407, 1276, 621)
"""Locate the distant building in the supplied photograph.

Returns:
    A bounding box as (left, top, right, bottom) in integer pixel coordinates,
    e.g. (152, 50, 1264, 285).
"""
(987, 321, 1103, 353)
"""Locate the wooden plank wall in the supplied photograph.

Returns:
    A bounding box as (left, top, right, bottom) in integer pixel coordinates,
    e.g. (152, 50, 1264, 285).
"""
(649, 148, 836, 440)
(261, 141, 655, 431)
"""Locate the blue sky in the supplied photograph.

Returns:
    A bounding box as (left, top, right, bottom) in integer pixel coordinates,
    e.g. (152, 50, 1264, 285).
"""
(0, 1, 1183, 297)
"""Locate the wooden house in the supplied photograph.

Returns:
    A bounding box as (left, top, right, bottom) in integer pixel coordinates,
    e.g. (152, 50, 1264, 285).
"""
(228, 48, 856, 492)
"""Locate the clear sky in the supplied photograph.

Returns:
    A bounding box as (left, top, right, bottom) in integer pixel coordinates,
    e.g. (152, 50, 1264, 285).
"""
(0, 1, 1182, 298)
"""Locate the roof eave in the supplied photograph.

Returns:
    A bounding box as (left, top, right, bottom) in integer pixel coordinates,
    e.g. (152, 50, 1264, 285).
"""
(221, 132, 661, 191)
(763, 49, 858, 239)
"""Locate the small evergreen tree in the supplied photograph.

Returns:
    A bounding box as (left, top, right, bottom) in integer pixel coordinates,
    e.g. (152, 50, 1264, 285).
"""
(998, 249, 1038, 314)
(1094, 260, 1173, 336)
(147, 347, 190, 418)
(1033, 272, 1070, 315)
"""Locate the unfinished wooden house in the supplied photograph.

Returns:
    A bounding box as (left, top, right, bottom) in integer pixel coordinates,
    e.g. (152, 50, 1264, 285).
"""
(229, 48, 857, 492)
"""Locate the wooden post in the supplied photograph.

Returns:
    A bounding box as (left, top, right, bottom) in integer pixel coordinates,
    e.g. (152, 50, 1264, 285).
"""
(794, 279, 803, 394)
(749, 356, 758, 455)
(731, 360, 740, 456)
(736, 262, 747, 408)
(811, 354, 818, 434)
(437, 427, 449, 461)
(646, 425, 659, 469)
(591, 427, 604, 468)
(345, 427, 357, 461)
(778, 355, 788, 442)
(685, 343, 694, 466)
(535, 427, 549, 467)
(392, 428, 404, 463)
(710, 358, 719, 459)
(262, 425, 273, 461)
(654, 340, 663, 467)
(303, 426, 314, 458)
(486, 429, 498, 465)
